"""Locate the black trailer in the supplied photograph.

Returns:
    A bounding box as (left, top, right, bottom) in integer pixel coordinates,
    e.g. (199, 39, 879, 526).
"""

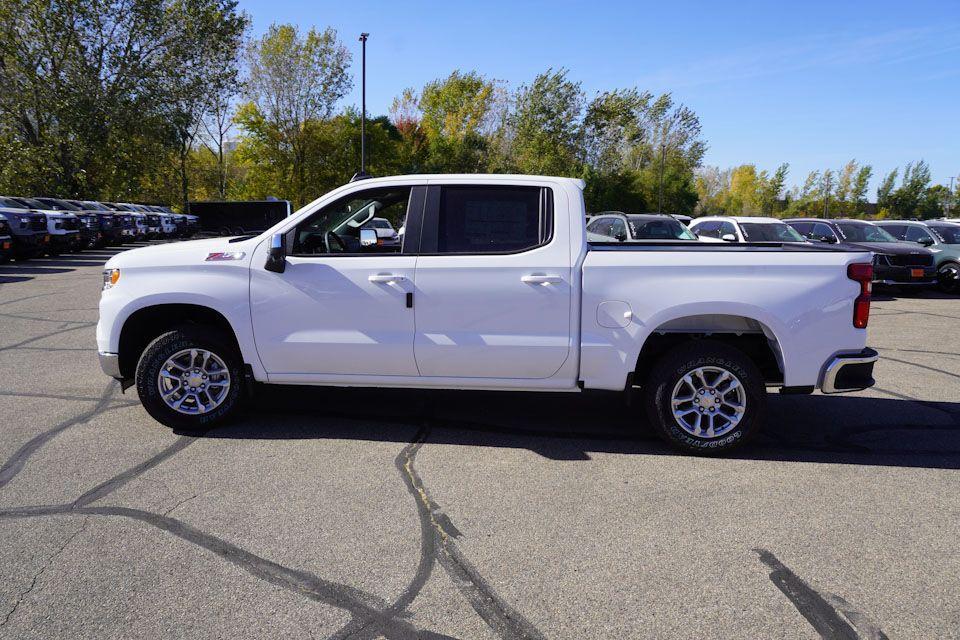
(187, 200, 292, 236)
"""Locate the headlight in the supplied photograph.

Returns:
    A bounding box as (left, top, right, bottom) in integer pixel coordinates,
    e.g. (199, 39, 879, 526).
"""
(102, 268, 121, 290)
(20, 216, 29, 225)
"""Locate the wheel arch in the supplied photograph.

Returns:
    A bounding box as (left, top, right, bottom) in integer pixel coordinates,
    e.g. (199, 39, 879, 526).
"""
(632, 313, 786, 387)
(117, 303, 243, 381)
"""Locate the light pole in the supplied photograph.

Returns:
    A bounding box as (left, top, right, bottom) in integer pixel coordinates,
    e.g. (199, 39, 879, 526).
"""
(352, 32, 369, 181)
(657, 143, 665, 214)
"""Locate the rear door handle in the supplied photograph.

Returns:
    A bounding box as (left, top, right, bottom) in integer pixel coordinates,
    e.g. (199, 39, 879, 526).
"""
(368, 273, 406, 283)
(521, 274, 562, 284)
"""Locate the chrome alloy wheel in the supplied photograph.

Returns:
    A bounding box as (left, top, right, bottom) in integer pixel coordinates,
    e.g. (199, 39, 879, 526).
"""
(670, 366, 746, 438)
(157, 348, 231, 415)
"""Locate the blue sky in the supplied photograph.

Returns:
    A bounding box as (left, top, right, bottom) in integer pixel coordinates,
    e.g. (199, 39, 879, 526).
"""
(237, 0, 960, 194)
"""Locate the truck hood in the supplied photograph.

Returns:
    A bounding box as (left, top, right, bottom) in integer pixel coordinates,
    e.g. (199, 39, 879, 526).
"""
(105, 236, 259, 269)
(839, 240, 933, 256)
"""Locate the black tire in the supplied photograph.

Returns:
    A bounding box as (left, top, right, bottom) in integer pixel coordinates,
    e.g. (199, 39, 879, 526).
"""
(135, 326, 243, 431)
(643, 340, 766, 454)
(937, 261, 959, 294)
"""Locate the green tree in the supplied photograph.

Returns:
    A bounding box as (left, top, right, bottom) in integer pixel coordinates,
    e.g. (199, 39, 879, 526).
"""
(241, 24, 352, 206)
(507, 68, 584, 176)
(414, 71, 502, 172)
(876, 169, 898, 212)
(0, 0, 248, 200)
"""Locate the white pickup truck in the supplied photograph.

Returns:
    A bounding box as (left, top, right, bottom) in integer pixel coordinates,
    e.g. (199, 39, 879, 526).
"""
(97, 174, 878, 453)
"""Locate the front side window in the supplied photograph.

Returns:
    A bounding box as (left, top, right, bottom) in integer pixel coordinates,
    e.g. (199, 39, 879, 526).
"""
(436, 186, 550, 254)
(293, 186, 412, 255)
(810, 223, 838, 242)
(740, 222, 806, 242)
(692, 220, 720, 238)
(719, 221, 738, 239)
(836, 223, 897, 243)
(879, 224, 906, 239)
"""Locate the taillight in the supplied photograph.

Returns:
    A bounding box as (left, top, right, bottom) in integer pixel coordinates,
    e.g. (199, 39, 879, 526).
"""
(847, 262, 873, 328)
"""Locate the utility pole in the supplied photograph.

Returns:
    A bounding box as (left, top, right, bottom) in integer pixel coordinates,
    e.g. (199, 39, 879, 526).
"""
(352, 32, 369, 181)
(657, 142, 666, 214)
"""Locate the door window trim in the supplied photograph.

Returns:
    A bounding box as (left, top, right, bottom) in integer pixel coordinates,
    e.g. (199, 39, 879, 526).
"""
(417, 184, 555, 256)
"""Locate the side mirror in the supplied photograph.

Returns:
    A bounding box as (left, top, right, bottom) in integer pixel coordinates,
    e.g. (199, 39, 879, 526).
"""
(918, 236, 935, 247)
(721, 233, 737, 242)
(359, 228, 378, 247)
(614, 231, 628, 242)
(264, 232, 286, 273)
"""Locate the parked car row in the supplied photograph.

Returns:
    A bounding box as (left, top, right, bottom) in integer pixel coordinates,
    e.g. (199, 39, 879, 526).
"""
(584, 212, 959, 293)
(0, 197, 199, 261)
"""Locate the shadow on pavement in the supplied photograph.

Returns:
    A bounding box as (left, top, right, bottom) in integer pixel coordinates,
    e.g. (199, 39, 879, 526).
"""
(0, 264, 75, 275)
(194, 385, 960, 469)
(0, 275, 33, 284)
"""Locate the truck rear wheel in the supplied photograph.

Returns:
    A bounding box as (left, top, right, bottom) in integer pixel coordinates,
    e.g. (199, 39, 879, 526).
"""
(643, 340, 765, 454)
(135, 326, 243, 431)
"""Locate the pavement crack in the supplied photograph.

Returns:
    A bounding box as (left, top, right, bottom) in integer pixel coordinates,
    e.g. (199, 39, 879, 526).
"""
(0, 516, 89, 629)
(755, 548, 889, 640)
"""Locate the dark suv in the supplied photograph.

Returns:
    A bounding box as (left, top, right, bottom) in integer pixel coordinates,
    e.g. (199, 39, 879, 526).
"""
(0, 197, 50, 260)
(785, 218, 936, 286)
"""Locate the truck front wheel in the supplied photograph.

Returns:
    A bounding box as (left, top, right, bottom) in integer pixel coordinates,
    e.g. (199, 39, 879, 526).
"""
(643, 340, 766, 454)
(135, 326, 243, 431)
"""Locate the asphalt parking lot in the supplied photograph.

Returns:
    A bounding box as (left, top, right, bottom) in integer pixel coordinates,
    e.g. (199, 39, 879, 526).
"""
(1, 242, 958, 640)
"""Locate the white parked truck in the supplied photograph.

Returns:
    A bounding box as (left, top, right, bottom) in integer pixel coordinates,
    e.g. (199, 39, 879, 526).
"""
(98, 175, 878, 453)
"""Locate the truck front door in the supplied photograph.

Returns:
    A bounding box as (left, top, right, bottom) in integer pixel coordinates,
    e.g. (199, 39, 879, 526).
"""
(412, 183, 573, 379)
(249, 185, 421, 377)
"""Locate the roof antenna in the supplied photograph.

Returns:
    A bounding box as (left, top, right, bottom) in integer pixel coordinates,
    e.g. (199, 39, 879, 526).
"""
(350, 32, 371, 182)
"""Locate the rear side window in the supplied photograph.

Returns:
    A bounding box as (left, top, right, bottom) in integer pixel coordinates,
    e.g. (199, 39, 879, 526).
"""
(881, 224, 907, 239)
(435, 186, 550, 254)
(905, 226, 933, 243)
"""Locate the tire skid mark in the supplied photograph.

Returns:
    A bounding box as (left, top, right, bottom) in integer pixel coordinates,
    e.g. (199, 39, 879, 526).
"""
(0, 389, 137, 405)
(0, 505, 446, 640)
(755, 549, 889, 640)
(0, 323, 97, 354)
(72, 437, 195, 508)
(0, 416, 460, 639)
(0, 381, 116, 490)
(400, 422, 547, 640)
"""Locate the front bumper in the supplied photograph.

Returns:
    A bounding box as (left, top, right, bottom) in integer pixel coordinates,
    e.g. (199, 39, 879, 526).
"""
(874, 263, 936, 285)
(99, 352, 122, 379)
(821, 348, 878, 394)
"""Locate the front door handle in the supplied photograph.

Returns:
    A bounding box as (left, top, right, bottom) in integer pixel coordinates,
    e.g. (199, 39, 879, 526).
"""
(368, 273, 406, 283)
(521, 274, 562, 285)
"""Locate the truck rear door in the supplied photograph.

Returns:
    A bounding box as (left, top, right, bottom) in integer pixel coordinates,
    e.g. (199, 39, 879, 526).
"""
(412, 183, 573, 379)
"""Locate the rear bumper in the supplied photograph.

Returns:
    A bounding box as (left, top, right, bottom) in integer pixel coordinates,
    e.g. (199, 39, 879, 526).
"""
(820, 347, 878, 394)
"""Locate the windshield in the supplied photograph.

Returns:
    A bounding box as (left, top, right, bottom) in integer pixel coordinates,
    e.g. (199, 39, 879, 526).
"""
(628, 218, 697, 240)
(38, 198, 81, 211)
(0, 197, 30, 209)
(14, 197, 47, 209)
(836, 223, 897, 243)
(740, 222, 806, 242)
(929, 225, 960, 244)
